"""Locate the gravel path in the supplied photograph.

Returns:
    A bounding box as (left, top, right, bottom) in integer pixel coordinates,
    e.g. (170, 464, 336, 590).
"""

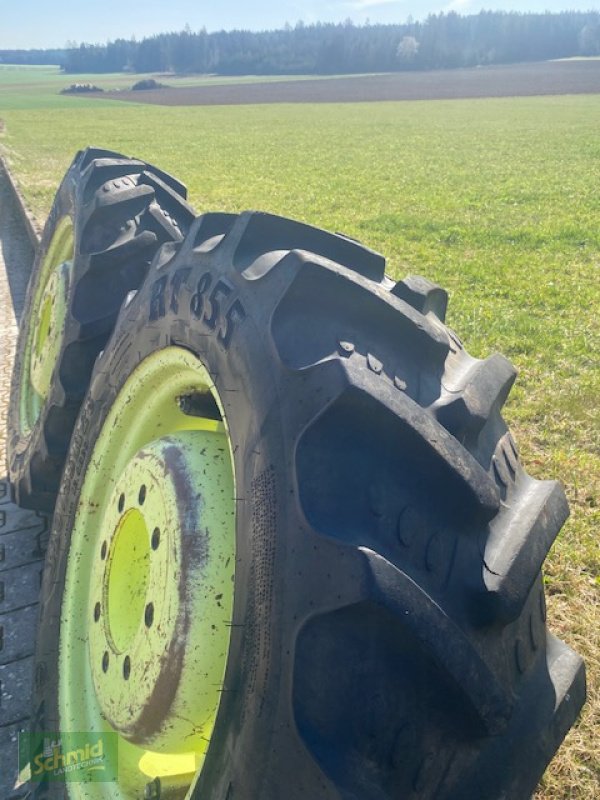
(0, 166, 48, 799)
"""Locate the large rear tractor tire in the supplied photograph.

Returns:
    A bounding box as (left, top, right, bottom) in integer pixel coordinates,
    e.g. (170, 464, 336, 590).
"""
(7, 147, 195, 511)
(28, 211, 585, 799)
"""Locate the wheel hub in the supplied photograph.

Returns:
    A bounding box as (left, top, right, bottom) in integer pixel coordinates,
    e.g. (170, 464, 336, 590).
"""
(89, 433, 235, 753)
(29, 259, 71, 398)
(21, 215, 74, 434)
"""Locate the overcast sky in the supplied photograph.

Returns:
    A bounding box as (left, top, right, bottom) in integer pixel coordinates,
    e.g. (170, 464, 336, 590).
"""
(2, 1, 599, 50)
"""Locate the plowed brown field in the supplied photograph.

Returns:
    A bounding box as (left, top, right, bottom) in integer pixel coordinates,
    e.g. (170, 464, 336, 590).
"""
(97, 59, 600, 106)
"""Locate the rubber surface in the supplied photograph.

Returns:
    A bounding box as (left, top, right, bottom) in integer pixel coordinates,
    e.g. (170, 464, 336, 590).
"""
(0, 165, 48, 800)
(7, 147, 195, 512)
(30, 209, 585, 799)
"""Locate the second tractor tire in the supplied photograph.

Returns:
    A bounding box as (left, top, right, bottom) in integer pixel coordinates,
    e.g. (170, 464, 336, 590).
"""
(7, 147, 195, 511)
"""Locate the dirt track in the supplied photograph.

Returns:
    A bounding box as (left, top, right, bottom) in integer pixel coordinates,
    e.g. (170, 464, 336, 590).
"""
(0, 166, 47, 799)
(98, 59, 600, 107)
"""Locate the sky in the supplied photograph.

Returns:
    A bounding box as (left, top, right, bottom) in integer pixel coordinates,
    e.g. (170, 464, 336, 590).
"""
(1, 0, 599, 50)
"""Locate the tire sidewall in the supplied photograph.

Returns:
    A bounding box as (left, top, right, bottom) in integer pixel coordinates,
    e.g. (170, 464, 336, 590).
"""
(32, 246, 295, 799)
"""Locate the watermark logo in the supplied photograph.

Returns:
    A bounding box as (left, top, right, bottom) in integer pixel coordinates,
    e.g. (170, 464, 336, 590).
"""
(19, 732, 118, 782)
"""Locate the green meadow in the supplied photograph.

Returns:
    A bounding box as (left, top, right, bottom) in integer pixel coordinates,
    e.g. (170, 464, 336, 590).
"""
(1, 65, 598, 797)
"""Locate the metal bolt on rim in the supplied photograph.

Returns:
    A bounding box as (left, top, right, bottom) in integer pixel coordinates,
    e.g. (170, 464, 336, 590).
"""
(59, 347, 237, 798)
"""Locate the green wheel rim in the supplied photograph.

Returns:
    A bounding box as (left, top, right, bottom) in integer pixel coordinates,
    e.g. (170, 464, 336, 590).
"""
(21, 216, 74, 435)
(59, 347, 237, 798)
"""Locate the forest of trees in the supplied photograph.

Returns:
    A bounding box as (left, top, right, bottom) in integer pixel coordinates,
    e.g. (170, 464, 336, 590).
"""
(0, 48, 67, 66)
(2, 11, 600, 75)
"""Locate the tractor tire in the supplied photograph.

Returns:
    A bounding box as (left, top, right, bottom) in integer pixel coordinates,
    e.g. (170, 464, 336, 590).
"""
(7, 146, 195, 512)
(29, 211, 585, 799)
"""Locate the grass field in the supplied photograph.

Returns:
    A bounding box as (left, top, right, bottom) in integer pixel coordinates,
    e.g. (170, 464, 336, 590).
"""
(1, 65, 598, 797)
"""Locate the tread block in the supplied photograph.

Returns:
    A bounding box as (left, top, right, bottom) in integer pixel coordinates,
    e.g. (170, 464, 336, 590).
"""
(74, 234, 159, 326)
(0, 525, 46, 572)
(87, 228, 157, 269)
(0, 503, 45, 537)
(232, 211, 386, 281)
(140, 163, 187, 198)
(80, 159, 146, 202)
(77, 147, 132, 171)
(294, 597, 479, 799)
(0, 564, 43, 614)
(79, 151, 189, 203)
(147, 202, 185, 241)
(446, 633, 585, 800)
(271, 255, 449, 386)
(191, 212, 238, 251)
(392, 274, 449, 321)
(296, 377, 501, 554)
(0, 605, 38, 664)
(435, 353, 517, 442)
(149, 240, 180, 271)
(0, 722, 30, 799)
(479, 478, 569, 624)
(92, 181, 154, 212)
(0, 656, 34, 726)
(364, 550, 512, 734)
(80, 185, 157, 255)
(140, 171, 195, 222)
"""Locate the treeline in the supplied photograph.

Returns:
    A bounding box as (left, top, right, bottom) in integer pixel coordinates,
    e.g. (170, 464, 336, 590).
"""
(5, 11, 600, 75)
(0, 49, 67, 66)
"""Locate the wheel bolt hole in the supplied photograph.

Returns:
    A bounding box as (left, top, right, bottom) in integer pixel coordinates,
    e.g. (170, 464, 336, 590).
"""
(118, 493, 125, 513)
(94, 602, 101, 622)
(102, 651, 109, 673)
(100, 541, 107, 560)
(145, 602, 154, 627)
(123, 656, 131, 680)
(151, 527, 160, 550)
(138, 484, 147, 506)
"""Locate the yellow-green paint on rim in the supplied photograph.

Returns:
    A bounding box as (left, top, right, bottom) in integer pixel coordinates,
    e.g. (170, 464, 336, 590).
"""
(59, 346, 236, 798)
(21, 215, 73, 434)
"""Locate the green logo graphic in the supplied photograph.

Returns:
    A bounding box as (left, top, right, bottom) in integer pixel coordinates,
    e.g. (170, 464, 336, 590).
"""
(19, 732, 118, 782)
